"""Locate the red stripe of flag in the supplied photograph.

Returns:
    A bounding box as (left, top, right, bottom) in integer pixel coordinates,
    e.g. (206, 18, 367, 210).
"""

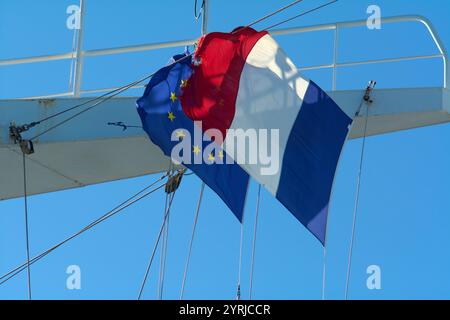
(181, 27, 268, 139)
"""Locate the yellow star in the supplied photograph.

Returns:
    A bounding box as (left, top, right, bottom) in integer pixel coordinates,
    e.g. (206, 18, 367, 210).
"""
(208, 153, 215, 163)
(180, 80, 188, 89)
(218, 150, 224, 159)
(175, 130, 186, 139)
(193, 145, 201, 155)
(168, 112, 176, 122)
(170, 92, 178, 103)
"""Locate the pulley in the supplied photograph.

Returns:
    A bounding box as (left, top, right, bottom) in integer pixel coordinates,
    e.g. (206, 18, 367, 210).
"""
(9, 123, 35, 155)
(165, 169, 187, 194)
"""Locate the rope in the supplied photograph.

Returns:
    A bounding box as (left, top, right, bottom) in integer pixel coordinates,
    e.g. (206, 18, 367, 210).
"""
(22, 153, 32, 300)
(180, 182, 205, 300)
(344, 98, 371, 300)
(138, 190, 177, 300)
(249, 184, 261, 300)
(264, 0, 338, 30)
(0, 175, 168, 287)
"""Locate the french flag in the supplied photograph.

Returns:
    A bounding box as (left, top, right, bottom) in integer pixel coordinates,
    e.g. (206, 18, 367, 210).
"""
(138, 27, 353, 245)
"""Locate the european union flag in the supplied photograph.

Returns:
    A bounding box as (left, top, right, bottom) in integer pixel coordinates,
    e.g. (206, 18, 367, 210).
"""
(136, 53, 249, 220)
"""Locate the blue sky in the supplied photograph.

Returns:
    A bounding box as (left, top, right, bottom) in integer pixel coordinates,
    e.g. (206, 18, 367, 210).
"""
(1, 0, 449, 300)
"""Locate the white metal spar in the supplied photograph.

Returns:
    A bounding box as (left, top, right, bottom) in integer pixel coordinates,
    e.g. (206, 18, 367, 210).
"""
(0, 16, 449, 201)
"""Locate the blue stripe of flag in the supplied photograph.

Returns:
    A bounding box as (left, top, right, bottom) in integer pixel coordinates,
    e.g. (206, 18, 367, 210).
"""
(276, 81, 352, 244)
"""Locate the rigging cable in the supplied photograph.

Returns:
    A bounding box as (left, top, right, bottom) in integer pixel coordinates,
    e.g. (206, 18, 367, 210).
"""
(29, 73, 160, 142)
(321, 78, 349, 301)
(249, 184, 261, 300)
(264, 0, 338, 30)
(157, 162, 175, 299)
(244, 0, 305, 30)
(0, 174, 169, 287)
(162, 198, 171, 299)
(22, 153, 32, 300)
(157, 193, 170, 300)
(138, 189, 178, 300)
(236, 204, 247, 300)
(16, 54, 192, 142)
(180, 182, 205, 300)
(194, 0, 204, 21)
(344, 82, 375, 300)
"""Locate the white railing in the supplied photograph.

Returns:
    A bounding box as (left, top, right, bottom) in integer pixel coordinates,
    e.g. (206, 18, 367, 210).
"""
(271, 15, 448, 90)
(0, 15, 447, 99)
